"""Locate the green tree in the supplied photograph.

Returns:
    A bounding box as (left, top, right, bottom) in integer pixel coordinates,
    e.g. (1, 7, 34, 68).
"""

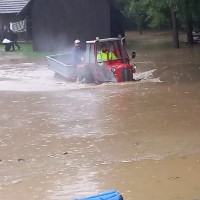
(143, 0, 200, 45)
(120, 0, 200, 46)
(123, 0, 146, 34)
(141, 0, 180, 47)
(146, 7, 170, 29)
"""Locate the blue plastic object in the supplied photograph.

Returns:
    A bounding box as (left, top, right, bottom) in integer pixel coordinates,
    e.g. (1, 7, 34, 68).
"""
(74, 190, 123, 200)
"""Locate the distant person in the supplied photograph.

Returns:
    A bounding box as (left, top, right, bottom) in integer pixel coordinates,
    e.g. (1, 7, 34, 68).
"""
(71, 39, 86, 82)
(71, 39, 83, 66)
(2, 25, 20, 51)
(2, 25, 13, 51)
(96, 44, 117, 82)
(8, 29, 20, 51)
(109, 43, 118, 59)
(97, 44, 117, 63)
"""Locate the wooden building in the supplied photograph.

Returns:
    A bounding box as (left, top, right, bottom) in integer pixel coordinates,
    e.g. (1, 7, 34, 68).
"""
(0, 0, 29, 41)
(19, 0, 125, 52)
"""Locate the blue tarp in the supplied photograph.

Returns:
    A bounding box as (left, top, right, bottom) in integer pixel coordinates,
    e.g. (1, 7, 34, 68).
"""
(75, 190, 123, 200)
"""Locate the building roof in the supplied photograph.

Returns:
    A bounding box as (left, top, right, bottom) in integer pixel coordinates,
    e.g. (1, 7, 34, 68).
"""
(0, 0, 29, 14)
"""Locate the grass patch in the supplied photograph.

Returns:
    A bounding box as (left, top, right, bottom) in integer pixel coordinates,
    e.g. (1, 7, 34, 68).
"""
(0, 42, 49, 58)
(19, 42, 49, 57)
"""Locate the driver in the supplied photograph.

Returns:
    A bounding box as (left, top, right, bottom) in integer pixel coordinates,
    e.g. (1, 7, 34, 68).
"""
(97, 44, 117, 62)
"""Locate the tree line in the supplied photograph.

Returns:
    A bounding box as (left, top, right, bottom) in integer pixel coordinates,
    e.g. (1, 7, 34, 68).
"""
(113, 0, 200, 48)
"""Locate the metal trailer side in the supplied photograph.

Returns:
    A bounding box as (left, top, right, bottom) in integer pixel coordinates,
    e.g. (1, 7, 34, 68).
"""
(46, 53, 77, 80)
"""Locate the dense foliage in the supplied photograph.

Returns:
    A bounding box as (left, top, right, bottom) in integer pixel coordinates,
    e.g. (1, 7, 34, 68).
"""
(113, 0, 200, 46)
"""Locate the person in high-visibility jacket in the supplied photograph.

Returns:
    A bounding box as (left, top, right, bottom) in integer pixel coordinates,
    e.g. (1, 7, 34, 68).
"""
(97, 44, 117, 62)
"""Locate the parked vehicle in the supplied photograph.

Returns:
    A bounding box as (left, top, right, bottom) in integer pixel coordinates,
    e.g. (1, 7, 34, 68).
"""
(46, 37, 137, 83)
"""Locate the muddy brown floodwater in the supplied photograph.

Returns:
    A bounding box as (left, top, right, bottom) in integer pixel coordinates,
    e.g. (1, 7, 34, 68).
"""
(0, 32, 200, 200)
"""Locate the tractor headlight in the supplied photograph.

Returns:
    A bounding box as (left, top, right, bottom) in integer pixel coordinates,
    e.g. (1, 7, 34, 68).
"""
(111, 67, 116, 73)
(132, 64, 137, 70)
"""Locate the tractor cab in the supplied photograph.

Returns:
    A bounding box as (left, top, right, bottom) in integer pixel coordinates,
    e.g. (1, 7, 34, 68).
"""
(84, 37, 136, 83)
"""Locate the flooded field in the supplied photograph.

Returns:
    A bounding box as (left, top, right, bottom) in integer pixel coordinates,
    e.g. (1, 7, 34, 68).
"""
(0, 32, 200, 200)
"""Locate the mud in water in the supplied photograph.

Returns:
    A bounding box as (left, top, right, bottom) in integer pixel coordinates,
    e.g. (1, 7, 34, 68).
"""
(0, 32, 200, 200)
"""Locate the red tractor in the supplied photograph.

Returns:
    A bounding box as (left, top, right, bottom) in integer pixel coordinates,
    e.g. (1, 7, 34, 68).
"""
(46, 37, 136, 83)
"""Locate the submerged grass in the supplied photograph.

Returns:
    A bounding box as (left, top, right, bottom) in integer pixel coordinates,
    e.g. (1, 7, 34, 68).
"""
(126, 38, 174, 53)
(125, 31, 195, 53)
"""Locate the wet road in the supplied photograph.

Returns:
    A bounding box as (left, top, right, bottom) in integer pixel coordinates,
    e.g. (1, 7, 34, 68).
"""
(0, 34, 200, 200)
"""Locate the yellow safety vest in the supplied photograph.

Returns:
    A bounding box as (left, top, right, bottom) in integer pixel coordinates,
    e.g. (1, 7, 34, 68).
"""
(97, 51, 117, 62)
